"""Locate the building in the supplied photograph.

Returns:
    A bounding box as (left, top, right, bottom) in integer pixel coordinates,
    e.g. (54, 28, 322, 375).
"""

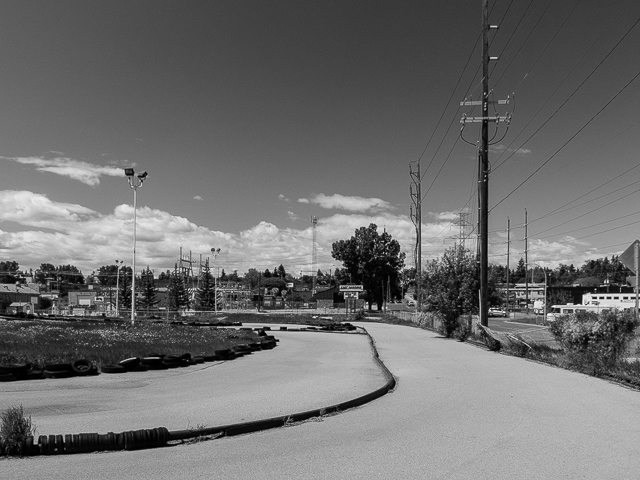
(0, 284, 41, 314)
(496, 282, 545, 308)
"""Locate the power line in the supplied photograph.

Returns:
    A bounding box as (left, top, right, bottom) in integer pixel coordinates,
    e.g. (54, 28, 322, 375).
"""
(491, 0, 633, 172)
(491, 65, 640, 211)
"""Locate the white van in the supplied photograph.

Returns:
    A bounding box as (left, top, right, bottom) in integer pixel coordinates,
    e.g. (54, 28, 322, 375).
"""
(546, 304, 614, 322)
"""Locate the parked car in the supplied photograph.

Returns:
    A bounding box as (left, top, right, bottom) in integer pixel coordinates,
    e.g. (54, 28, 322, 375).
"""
(488, 307, 507, 317)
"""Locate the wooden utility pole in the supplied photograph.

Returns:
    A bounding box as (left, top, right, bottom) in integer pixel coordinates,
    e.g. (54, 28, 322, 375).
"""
(506, 217, 510, 316)
(525, 209, 529, 313)
(479, 0, 489, 326)
(410, 161, 422, 313)
(459, 0, 508, 326)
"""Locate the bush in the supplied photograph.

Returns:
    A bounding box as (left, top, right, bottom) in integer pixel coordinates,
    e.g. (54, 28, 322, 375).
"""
(0, 405, 36, 456)
(549, 310, 639, 375)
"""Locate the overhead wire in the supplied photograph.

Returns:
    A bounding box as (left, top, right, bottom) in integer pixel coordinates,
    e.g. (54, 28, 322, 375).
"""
(491, 0, 631, 172)
(491, 63, 640, 212)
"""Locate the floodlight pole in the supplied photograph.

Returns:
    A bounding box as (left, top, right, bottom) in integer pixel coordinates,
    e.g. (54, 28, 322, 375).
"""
(125, 168, 148, 325)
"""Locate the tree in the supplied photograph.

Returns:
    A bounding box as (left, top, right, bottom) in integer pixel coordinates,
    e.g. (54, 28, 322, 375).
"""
(35, 263, 56, 284)
(139, 267, 158, 312)
(263, 268, 272, 278)
(0, 261, 20, 283)
(168, 264, 190, 311)
(118, 271, 132, 310)
(277, 264, 286, 279)
(514, 258, 526, 283)
(196, 259, 216, 310)
(331, 224, 405, 311)
(227, 270, 239, 282)
(97, 264, 120, 286)
(423, 244, 479, 337)
(244, 268, 261, 290)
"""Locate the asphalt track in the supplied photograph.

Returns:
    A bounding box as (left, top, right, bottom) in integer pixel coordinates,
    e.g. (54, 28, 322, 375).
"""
(3, 322, 640, 479)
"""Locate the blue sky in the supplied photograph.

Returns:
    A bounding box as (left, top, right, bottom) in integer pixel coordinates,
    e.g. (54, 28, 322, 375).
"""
(1, 0, 640, 277)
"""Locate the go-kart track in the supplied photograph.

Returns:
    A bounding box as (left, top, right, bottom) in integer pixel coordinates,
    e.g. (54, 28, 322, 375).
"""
(3, 322, 640, 479)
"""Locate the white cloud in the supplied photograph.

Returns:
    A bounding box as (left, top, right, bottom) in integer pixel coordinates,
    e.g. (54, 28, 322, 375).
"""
(297, 193, 393, 213)
(0, 190, 598, 276)
(489, 144, 531, 156)
(278, 194, 290, 202)
(193, 196, 203, 201)
(287, 211, 299, 221)
(429, 211, 459, 221)
(1, 155, 128, 186)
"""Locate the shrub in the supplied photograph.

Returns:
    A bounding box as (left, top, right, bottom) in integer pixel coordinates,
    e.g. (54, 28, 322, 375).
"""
(549, 310, 639, 375)
(0, 405, 36, 456)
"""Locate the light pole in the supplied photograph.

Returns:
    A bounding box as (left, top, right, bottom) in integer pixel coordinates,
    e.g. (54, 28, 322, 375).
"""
(124, 168, 148, 325)
(211, 248, 220, 313)
(115, 260, 124, 317)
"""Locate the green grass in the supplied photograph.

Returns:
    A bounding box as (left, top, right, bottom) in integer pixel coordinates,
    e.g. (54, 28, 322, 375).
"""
(0, 318, 260, 367)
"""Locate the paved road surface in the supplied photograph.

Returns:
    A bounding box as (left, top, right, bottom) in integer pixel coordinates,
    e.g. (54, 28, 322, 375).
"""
(4, 323, 640, 479)
(0, 329, 384, 434)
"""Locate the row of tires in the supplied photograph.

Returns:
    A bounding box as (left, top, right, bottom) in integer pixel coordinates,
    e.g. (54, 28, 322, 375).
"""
(0, 335, 278, 382)
(24, 427, 170, 456)
(99, 336, 279, 374)
(0, 359, 97, 382)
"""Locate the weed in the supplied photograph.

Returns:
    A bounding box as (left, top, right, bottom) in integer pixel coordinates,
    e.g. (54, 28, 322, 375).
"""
(0, 405, 36, 456)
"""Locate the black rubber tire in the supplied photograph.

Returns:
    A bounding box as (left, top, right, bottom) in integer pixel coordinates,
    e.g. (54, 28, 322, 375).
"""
(38, 435, 49, 455)
(179, 352, 192, 360)
(0, 373, 17, 382)
(44, 363, 73, 372)
(118, 357, 141, 370)
(280, 326, 288, 330)
(193, 356, 204, 363)
(72, 359, 93, 376)
(100, 364, 126, 374)
(64, 434, 74, 454)
(0, 363, 29, 375)
(202, 354, 217, 362)
(25, 369, 44, 380)
(55, 434, 64, 454)
(162, 361, 180, 368)
(141, 356, 163, 366)
(43, 369, 74, 379)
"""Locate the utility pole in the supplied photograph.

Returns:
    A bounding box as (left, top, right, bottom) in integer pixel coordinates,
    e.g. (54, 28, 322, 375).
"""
(460, 1, 511, 326)
(410, 160, 422, 313)
(506, 217, 510, 317)
(310, 216, 318, 295)
(525, 209, 529, 314)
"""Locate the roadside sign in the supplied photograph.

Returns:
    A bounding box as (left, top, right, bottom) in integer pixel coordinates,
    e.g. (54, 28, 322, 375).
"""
(286, 283, 294, 288)
(620, 240, 640, 271)
(339, 284, 364, 292)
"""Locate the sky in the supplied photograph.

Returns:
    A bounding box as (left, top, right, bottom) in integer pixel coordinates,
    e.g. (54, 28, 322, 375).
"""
(1, 0, 640, 278)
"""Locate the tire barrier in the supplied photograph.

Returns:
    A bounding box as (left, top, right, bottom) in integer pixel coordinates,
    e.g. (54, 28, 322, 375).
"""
(166, 325, 395, 446)
(24, 427, 170, 456)
(16, 327, 391, 457)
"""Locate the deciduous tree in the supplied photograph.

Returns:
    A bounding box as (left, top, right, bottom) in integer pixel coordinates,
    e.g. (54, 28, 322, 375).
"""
(423, 244, 478, 337)
(331, 224, 405, 310)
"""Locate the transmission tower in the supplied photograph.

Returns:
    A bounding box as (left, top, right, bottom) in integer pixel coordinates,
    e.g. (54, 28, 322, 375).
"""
(178, 247, 195, 292)
(452, 212, 472, 248)
(310, 215, 318, 294)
